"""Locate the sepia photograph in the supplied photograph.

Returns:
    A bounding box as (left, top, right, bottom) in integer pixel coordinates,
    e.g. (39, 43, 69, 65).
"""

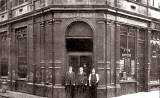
(0, 0, 160, 98)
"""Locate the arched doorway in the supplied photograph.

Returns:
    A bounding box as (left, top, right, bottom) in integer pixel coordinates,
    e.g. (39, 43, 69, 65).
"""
(66, 21, 93, 76)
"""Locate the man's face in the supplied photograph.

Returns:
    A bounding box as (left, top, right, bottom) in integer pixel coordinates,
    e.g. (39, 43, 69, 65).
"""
(69, 67, 72, 72)
(92, 69, 95, 74)
(80, 67, 83, 73)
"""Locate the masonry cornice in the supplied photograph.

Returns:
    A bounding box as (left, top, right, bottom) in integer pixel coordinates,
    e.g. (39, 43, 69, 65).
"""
(0, 5, 157, 27)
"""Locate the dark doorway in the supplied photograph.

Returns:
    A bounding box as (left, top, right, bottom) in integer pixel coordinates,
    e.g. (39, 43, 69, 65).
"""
(66, 21, 93, 76)
(68, 53, 92, 76)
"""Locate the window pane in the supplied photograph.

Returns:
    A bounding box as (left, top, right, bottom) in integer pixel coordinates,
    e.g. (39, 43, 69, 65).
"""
(149, 0, 153, 6)
(120, 35, 127, 58)
(138, 43, 145, 57)
(0, 0, 6, 11)
(80, 56, 92, 76)
(1, 58, 8, 76)
(66, 39, 93, 52)
(69, 56, 79, 74)
(16, 27, 27, 78)
(18, 57, 27, 78)
(128, 27, 136, 36)
(150, 42, 160, 82)
(124, 58, 131, 77)
(14, 0, 19, 6)
(19, 0, 24, 4)
(154, 0, 160, 8)
(120, 25, 127, 35)
(128, 37, 135, 59)
(139, 29, 145, 40)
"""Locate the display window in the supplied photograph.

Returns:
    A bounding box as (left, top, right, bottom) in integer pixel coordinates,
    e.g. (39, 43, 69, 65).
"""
(15, 27, 27, 78)
(120, 25, 136, 81)
(150, 31, 160, 85)
(0, 32, 8, 77)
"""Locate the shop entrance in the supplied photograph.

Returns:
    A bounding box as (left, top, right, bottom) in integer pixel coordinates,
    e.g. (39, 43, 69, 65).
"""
(68, 52, 92, 76)
(66, 21, 93, 76)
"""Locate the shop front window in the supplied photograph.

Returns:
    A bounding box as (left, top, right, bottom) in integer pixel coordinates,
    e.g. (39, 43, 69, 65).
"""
(150, 31, 160, 85)
(0, 32, 8, 77)
(120, 25, 136, 81)
(15, 27, 27, 78)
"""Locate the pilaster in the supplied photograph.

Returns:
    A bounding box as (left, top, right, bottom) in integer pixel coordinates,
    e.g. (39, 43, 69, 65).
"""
(145, 28, 151, 91)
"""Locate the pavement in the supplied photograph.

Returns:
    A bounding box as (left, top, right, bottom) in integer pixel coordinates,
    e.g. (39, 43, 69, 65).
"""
(0, 90, 47, 98)
(112, 90, 160, 98)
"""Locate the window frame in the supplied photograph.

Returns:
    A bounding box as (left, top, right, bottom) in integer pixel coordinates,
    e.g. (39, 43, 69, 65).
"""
(120, 25, 137, 81)
(150, 31, 160, 83)
(0, 0, 8, 12)
(15, 27, 28, 79)
(14, 0, 28, 7)
(0, 31, 8, 77)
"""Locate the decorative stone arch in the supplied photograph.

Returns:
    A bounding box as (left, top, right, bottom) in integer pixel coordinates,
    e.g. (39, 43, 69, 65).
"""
(66, 21, 93, 37)
(63, 18, 96, 37)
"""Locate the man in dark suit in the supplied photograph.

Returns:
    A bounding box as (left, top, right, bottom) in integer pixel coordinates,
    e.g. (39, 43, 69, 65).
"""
(76, 67, 87, 98)
(65, 66, 75, 98)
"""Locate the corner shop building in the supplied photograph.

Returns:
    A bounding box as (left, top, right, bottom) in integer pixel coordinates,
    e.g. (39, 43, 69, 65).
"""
(0, 1, 160, 98)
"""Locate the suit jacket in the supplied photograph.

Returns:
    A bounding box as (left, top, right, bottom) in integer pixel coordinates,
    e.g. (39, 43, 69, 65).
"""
(65, 71, 75, 85)
(76, 72, 87, 85)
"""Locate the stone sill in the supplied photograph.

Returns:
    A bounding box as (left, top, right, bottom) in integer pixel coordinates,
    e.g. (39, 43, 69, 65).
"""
(149, 81, 160, 86)
(26, 83, 122, 89)
(0, 76, 8, 79)
(120, 80, 136, 83)
(17, 78, 27, 81)
(0, 10, 9, 15)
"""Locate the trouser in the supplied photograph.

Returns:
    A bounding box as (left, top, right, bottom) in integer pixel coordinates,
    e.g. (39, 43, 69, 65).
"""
(89, 85, 97, 98)
(65, 85, 75, 98)
(77, 85, 83, 98)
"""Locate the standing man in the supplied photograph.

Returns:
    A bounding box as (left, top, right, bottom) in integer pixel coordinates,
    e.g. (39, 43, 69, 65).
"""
(65, 66, 75, 98)
(88, 68, 99, 98)
(76, 67, 87, 98)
